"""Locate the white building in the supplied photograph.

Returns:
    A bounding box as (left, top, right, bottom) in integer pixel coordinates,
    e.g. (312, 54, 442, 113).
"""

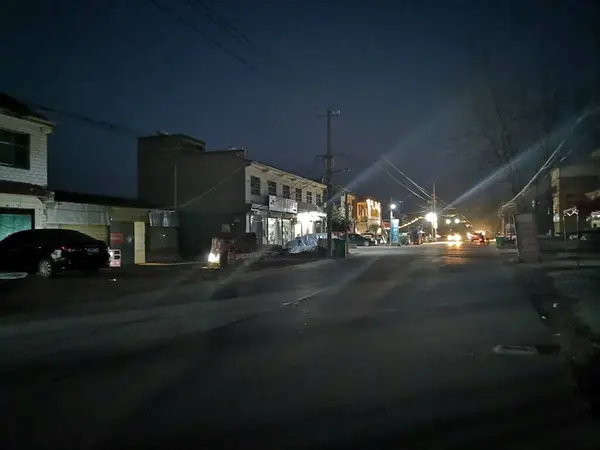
(0, 94, 54, 240)
(246, 161, 326, 245)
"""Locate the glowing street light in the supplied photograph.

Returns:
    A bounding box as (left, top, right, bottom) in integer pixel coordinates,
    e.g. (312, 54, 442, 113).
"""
(425, 212, 437, 223)
(454, 218, 460, 224)
(445, 218, 451, 225)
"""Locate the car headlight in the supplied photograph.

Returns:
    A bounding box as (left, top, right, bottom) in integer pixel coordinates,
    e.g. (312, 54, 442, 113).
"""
(207, 252, 220, 263)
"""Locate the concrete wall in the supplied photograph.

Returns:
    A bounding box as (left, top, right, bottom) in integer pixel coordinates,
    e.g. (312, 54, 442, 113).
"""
(138, 135, 248, 213)
(0, 113, 51, 186)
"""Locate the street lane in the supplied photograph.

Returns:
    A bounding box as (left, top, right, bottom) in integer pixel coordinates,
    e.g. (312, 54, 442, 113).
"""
(2, 244, 599, 449)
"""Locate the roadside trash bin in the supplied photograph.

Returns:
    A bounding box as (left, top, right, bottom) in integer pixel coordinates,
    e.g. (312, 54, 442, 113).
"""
(333, 239, 347, 258)
(496, 236, 505, 248)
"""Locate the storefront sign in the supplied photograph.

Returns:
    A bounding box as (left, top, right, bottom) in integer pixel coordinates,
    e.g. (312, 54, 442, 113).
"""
(269, 195, 298, 214)
(110, 232, 124, 245)
(391, 219, 400, 244)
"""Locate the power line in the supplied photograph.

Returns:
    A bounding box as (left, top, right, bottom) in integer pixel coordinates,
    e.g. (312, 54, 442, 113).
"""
(147, 0, 255, 69)
(380, 165, 431, 202)
(190, 0, 258, 50)
(381, 156, 432, 198)
(27, 102, 142, 135)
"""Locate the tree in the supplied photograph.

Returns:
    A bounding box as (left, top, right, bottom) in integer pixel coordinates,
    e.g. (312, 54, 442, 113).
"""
(331, 204, 352, 232)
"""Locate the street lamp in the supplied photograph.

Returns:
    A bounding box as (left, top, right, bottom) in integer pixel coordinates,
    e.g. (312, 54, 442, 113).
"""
(454, 218, 460, 224)
(425, 212, 437, 223)
(425, 212, 438, 242)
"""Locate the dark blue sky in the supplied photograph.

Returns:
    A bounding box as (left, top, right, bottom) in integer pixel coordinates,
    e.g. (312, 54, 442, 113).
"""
(2, 0, 598, 216)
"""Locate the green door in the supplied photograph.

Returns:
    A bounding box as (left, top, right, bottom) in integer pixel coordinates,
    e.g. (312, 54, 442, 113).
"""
(0, 209, 33, 241)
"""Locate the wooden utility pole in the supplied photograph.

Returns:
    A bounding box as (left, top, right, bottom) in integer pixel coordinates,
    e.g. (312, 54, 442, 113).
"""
(320, 109, 340, 257)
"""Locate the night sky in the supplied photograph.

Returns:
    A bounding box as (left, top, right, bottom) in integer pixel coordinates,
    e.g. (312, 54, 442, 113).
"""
(2, 0, 598, 221)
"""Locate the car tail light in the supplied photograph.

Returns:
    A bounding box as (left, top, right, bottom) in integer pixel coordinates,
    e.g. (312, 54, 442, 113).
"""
(60, 245, 77, 252)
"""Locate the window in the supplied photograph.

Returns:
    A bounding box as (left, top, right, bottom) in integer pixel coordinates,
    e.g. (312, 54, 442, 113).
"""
(306, 191, 313, 203)
(0, 129, 30, 169)
(316, 192, 322, 204)
(250, 176, 261, 196)
(267, 180, 277, 196)
(295, 188, 302, 202)
(282, 184, 290, 199)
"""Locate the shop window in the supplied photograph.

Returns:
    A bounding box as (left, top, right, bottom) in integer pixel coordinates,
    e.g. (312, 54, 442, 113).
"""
(282, 184, 290, 199)
(0, 129, 30, 170)
(250, 176, 261, 196)
(295, 188, 302, 202)
(316, 192, 322, 204)
(306, 191, 313, 203)
(268, 180, 277, 196)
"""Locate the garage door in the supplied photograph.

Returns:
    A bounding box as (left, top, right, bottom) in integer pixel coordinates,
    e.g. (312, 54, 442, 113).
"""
(0, 209, 34, 241)
(59, 224, 109, 244)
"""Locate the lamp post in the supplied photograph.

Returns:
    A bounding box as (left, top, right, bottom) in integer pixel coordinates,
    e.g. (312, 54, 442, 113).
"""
(389, 203, 396, 246)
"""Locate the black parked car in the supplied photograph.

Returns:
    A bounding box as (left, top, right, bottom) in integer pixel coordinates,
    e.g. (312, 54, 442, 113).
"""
(0, 229, 110, 277)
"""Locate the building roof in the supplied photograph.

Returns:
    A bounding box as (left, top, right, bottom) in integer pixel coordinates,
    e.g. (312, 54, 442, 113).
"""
(250, 160, 327, 187)
(0, 93, 52, 124)
(0, 180, 51, 197)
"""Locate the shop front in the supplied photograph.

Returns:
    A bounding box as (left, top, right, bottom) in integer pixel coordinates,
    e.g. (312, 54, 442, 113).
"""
(294, 210, 326, 237)
(248, 195, 298, 246)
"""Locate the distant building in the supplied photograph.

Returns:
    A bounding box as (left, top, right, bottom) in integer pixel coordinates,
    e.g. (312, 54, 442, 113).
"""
(354, 197, 381, 234)
(551, 150, 600, 233)
(137, 133, 327, 258)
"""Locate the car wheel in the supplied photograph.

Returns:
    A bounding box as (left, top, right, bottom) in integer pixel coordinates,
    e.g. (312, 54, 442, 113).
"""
(363, 241, 370, 247)
(37, 258, 55, 278)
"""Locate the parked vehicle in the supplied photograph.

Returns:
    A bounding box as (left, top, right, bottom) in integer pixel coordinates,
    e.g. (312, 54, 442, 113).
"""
(0, 229, 110, 277)
(347, 233, 375, 247)
(361, 233, 381, 245)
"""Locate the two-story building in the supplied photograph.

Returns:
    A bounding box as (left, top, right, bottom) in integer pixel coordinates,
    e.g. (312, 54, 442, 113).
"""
(354, 197, 382, 234)
(137, 133, 327, 258)
(0, 93, 54, 240)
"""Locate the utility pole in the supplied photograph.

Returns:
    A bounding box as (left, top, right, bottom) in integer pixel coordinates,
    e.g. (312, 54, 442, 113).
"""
(173, 164, 178, 210)
(432, 183, 437, 241)
(319, 109, 340, 257)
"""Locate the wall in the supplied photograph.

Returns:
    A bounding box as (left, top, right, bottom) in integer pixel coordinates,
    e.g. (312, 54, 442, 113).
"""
(138, 136, 248, 213)
(0, 113, 50, 186)
(0, 193, 46, 229)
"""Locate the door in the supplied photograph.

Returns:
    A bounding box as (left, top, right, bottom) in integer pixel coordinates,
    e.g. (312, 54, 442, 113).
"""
(59, 224, 109, 244)
(0, 208, 34, 242)
(134, 221, 145, 264)
(110, 222, 134, 265)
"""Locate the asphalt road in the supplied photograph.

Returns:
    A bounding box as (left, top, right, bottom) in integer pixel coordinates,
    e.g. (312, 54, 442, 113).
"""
(1, 243, 599, 449)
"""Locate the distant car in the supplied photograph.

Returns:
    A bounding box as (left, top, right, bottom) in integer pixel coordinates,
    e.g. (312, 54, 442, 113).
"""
(0, 229, 110, 277)
(361, 233, 382, 245)
(347, 233, 375, 247)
